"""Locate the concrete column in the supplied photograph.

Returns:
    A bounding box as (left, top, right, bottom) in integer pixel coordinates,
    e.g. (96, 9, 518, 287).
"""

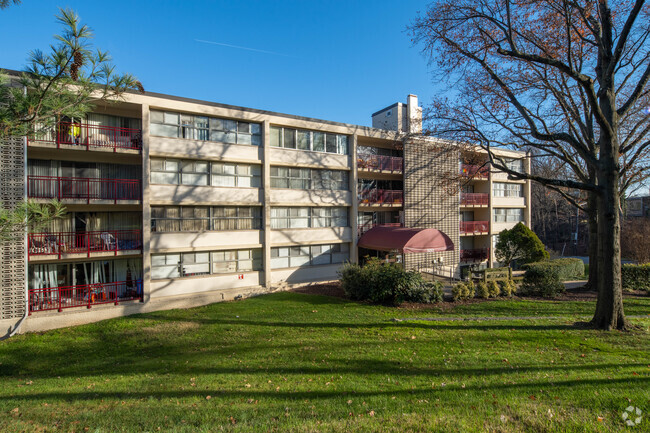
(524, 155, 532, 227)
(487, 162, 494, 268)
(141, 104, 152, 303)
(262, 120, 272, 288)
(350, 133, 359, 264)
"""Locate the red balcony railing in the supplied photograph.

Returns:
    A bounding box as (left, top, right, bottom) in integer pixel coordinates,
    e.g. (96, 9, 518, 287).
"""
(461, 164, 489, 179)
(460, 193, 489, 206)
(27, 176, 141, 202)
(29, 280, 143, 313)
(28, 230, 142, 258)
(29, 122, 142, 152)
(460, 221, 489, 234)
(358, 222, 403, 237)
(358, 189, 403, 206)
(358, 155, 403, 173)
(460, 248, 490, 262)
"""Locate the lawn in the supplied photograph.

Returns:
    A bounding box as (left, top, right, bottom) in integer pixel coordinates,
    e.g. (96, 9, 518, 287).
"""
(1, 292, 649, 432)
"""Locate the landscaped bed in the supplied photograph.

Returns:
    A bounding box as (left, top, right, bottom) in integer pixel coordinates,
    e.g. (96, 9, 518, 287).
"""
(0, 290, 648, 432)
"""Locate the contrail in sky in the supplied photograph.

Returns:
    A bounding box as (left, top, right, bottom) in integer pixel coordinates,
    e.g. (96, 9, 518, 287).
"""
(194, 39, 295, 57)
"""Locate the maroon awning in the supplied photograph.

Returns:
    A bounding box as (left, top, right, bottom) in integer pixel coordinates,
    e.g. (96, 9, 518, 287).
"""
(358, 226, 454, 254)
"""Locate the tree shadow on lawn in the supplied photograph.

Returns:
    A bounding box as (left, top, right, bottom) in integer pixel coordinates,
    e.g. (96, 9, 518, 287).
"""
(1, 374, 647, 404)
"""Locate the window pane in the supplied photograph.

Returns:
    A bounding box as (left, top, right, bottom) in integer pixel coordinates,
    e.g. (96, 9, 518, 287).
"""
(337, 135, 349, 154)
(326, 134, 337, 153)
(297, 131, 310, 150)
(313, 132, 325, 152)
(164, 112, 179, 124)
(270, 127, 281, 147)
(150, 123, 178, 137)
(151, 172, 179, 184)
(284, 129, 296, 149)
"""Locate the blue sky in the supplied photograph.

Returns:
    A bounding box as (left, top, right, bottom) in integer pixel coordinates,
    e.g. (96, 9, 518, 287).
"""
(0, 0, 438, 127)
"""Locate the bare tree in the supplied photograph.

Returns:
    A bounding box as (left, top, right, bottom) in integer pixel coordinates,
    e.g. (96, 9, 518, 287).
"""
(410, 0, 650, 330)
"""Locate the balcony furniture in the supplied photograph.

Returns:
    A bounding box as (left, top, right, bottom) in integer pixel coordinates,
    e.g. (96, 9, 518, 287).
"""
(29, 122, 142, 152)
(28, 230, 142, 258)
(29, 280, 143, 313)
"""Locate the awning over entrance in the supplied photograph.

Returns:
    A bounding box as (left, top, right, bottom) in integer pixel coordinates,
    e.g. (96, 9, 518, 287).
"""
(358, 226, 454, 254)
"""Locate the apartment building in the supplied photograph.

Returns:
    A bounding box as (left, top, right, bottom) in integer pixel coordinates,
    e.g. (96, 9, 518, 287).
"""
(0, 88, 530, 333)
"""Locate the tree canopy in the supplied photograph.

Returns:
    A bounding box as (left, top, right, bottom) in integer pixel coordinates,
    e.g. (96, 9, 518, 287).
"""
(495, 222, 550, 267)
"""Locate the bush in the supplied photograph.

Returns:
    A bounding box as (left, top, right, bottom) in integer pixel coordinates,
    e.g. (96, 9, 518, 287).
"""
(339, 258, 444, 305)
(499, 279, 516, 297)
(495, 222, 549, 267)
(521, 258, 584, 281)
(622, 263, 650, 292)
(521, 265, 565, 298)
(487, 281, 501, 297)
(476, 281, 490, 299)
(465, 281, 476, 298)
(452, 283, 472, 301)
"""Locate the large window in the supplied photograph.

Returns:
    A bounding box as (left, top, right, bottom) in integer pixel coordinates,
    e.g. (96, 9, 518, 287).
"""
(493, 208, 524, 223)
(503, 158, 524, 172)
(270, 243, 349, 269)
(151, 158, 261, 187)
(493, 182, 523, 198)
(270, 126, 349, 155)
(270, 207, 348, 229)
(150, 110, 261, 146)
(151, 249, 262, 279)
(151, 206, 262, 232)
(270, 166, 348, 190)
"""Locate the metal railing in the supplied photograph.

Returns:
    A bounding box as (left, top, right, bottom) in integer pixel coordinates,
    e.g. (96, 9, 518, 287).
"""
(27, 176, 141, 202)
(357, 222, 402, 237)
(460, 164, 489, 179)
(28, 229, 142, 258)
(29, 122, 142, 152)
(460, 193, 489, 206)
(358, 189, 403, 206)
(29, 280, 143, 313)
(460, 248, 490, 262)
(358, 155, 403, 173)
(460, 221, 490, 234)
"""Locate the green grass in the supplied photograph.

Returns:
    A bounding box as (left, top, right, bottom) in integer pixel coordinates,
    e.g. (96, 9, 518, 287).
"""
(0, 293, 649, 432)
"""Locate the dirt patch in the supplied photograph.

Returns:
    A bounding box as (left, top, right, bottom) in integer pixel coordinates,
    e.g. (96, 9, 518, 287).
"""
(290, 283, 346, 299)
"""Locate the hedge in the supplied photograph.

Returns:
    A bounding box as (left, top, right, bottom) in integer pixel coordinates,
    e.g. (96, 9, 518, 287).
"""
(521, 258, 585, 281)
(520, 265, 565, 298)
(622, 263, 650, 292)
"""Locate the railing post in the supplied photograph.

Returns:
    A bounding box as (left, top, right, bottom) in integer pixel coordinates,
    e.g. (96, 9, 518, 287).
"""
(58, 287, 62, 312)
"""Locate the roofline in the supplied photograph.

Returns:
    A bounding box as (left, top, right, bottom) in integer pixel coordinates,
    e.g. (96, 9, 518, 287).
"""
(371, 102, 401, 117)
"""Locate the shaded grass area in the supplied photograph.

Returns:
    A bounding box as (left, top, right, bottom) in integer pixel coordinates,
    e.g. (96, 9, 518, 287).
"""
(0, 292, 648, 432)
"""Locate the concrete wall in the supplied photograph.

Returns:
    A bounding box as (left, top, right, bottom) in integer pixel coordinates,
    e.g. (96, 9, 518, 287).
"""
(150, 272, 263, 298)
(270, 227, 351, 245)
(271, 264, 342, 284)
(151, 231, 263, 251)
(150, 185, 262, 205)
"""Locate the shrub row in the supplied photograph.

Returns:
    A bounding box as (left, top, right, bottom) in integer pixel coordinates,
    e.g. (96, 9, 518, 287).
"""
(339, 258, 443, 305)
(622, 263, 650, 292)
(521, 258, 585, 281)
(452, 279, 516, 301)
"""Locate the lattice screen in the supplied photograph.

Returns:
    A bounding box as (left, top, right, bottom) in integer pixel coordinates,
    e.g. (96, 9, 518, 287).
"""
(0, 137, 26, 320)
(403, 138, 460, 277)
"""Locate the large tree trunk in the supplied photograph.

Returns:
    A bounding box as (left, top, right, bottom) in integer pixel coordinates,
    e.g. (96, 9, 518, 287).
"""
(591, 164, 627, 330)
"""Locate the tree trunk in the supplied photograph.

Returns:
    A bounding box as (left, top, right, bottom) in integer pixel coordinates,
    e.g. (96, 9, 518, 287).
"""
(591, 166, 627, 330)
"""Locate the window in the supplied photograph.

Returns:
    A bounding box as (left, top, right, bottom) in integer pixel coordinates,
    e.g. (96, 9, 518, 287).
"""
(493, 208, 524, 223)
(152, 248, 262, 279)
(270, 207, 348, 229)
(503, 158, 523, 172)
(151, 110, 261, 146)
(270, 166, 348, 190)
(211, 206, 262, 230)
(270, 243, 349, 269)
(152, 206, 261, 232)
(270, 126, 349, 155)
(493, 182, 523, 198)
(151, 158, 261, 187)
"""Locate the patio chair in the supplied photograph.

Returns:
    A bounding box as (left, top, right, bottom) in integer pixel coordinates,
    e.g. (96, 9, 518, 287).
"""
(100, 232, 117, 251)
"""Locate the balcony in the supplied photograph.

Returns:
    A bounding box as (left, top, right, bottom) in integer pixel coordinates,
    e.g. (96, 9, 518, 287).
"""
(460, 193, 489, 206)
(358, 155, 403, 173)
(460, 164, 489, 179)
(358, 222, 402, 237)
(28, 230, 142, 259)
(460, 221, 489, 235)
(358, 189, 403, 206)
(28, 122, 142, 152)
(460, 248, 490, 262)
(27, 176, 141, 203)
(29, 280, 143, 313)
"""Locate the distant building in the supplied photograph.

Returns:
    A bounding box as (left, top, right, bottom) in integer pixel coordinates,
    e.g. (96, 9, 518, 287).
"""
(625, 193, 650, 218)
